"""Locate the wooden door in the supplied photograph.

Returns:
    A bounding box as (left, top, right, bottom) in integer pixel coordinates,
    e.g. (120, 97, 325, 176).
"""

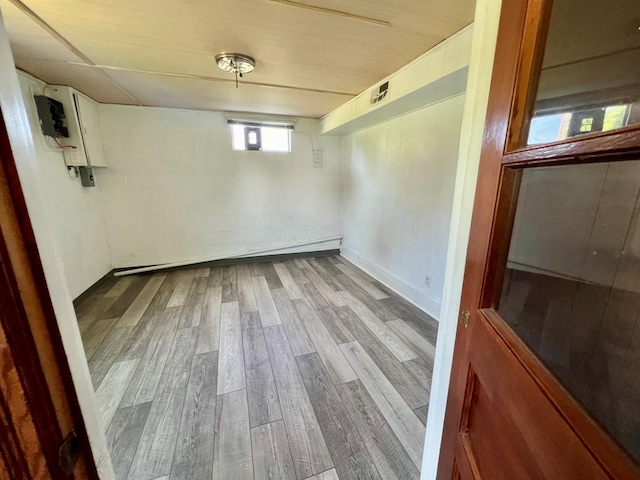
(438, 0, 640, 478)
(0, 106, 98, 478)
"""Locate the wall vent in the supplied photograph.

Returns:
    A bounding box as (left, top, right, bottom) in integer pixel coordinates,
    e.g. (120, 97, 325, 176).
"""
(370, 81, 390, 106)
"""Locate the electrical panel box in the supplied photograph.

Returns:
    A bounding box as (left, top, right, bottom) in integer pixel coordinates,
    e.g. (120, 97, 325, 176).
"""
(42, 86, 108, 168)
(34, 95, 69, 137)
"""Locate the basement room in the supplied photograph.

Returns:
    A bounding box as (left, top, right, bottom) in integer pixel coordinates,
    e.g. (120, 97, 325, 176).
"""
(1, 0, 639, 479)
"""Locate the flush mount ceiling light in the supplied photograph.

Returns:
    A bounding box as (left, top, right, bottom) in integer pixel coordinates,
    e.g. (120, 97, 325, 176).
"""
(215, 52, 256, 88)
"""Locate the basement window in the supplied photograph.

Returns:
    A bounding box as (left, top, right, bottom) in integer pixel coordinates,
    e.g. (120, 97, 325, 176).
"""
(230, 123, 292, 152)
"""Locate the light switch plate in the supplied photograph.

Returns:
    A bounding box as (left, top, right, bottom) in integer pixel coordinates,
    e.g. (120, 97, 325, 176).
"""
(313, 149, 323, 168)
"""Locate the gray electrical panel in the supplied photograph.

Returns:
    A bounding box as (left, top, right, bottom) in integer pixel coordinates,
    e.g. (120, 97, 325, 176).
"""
(78, 166, 95, 187)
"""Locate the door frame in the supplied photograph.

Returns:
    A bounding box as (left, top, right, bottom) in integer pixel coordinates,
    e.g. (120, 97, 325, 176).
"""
(436, 0, 640, 477)
(0, 94, 98, 478)
(421, 0, 505, 477)
(0, 13, 112, 478)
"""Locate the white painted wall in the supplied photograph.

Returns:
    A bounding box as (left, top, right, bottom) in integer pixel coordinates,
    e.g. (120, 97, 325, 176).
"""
(0, 11, 115, 479)
(16, 72, 112, 298)
(341, 95, 466, 319)
(98, 105, 342, 269)
(421, 0, 503, 478)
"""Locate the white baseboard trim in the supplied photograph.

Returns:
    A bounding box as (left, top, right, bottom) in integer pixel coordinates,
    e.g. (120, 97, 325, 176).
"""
(340, 246, 442, 321)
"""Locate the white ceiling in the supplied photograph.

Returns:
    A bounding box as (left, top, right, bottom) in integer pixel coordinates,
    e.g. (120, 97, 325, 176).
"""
(0, 0, 475, 118)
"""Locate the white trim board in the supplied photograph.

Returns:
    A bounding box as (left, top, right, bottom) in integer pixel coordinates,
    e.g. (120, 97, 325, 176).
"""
(339, 246, 441, 321)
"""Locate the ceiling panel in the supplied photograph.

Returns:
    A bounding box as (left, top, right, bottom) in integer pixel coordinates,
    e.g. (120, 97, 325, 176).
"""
(0, 0, 475, 117)
(105, 69, 352, 118)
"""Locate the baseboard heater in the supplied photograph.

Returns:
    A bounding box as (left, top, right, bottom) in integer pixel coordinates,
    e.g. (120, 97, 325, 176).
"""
(114, 236, 343, 277)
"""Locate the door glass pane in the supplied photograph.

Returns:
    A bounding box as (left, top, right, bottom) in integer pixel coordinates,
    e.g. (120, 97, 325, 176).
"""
(498, 160, 640, 463)
(524, 0, 640, 146)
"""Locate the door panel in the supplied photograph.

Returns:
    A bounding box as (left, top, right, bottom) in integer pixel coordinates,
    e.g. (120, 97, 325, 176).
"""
(462, 313, 608, 479)
(437, 0, 640, 477)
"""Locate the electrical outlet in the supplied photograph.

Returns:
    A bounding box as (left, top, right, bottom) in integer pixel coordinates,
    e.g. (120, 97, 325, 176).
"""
(425, 275, 431, 288)
(313, 149, 323, 168)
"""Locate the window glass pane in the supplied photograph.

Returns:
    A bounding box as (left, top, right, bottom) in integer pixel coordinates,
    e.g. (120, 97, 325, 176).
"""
(498, 160, 640, 462)
(524, 0, 640, 146)
(231, 124, 245, 150)
(261, 126, 290, 152)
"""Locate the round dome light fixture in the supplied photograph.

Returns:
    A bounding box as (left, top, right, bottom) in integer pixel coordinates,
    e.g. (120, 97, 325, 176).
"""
(215, 52, 256, 87)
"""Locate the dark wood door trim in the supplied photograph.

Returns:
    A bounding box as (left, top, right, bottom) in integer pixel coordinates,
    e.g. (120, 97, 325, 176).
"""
(0, 105, 98, 478)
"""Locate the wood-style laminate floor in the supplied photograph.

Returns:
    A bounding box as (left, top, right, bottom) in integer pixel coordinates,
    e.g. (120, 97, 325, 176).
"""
(76, 255, 438, 480)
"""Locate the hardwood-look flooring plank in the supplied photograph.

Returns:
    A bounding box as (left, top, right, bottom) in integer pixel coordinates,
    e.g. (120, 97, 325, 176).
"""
(237, 264, 258, 313)
(336, 275, 398, 322)
(251, 420, 296, 480)
(222, 265, 238, 302)
(263, 325, 333, 479)
(208, 266, 223, 288)
(82, 318, 118, 360)
(284, 260, 311, 285)
(305, 469, 340, 480)
(293, 298, 357, 385)
(404, 356, 433, 391)
(167, 270, 196, 307)
(335, 306, 428, 409)
(334, 257, 378, 283)
(103, 276, 135, 299)
(302, 283, 354, 344)
(218, 301, 246, 394)
(274, 263, 305, 300)
(313, 257, 343, 277)
(171, 351, 218, 480)
(101, 276, 150, 319)
(195, 286, 222, 354)
(253, 276, 282, 327)
(335, 264, 388, 300)
(303, 263, 347, 308)
(194, 267, 210, 278)
(89, 326, 133, 388)
(339, 341, 425, 468)
(178, 276, 208, 329)
(378, 295, 438, 345)
(339, 291, 417, 363)
(337, 380, 420, 480)
(116, 290, 172, 362)
(258, 262, 285, 290)
(213, 389, 254, 480)
(128, 328, 197, 480)
(117, 275, 166, 327)
(77, 296, 117, 336)
(307, 258, 348, 292)
(271, 288, 316, 357)
(413, 405, 428, 426)
(387, 320, 436, 361)
(242, 311, 282, 427)
(293, 258, 310, 270)
(297, 353, 381, 480)
(106, 402, 151, 480)
(120, 306, 182, 407)
(158, 270, 181, 292)
(96, 359, 140, 430)
(249, 262, 264, 277)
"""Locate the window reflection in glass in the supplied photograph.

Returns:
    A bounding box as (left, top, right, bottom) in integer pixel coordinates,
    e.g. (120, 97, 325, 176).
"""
(525, 0, 640, 146)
